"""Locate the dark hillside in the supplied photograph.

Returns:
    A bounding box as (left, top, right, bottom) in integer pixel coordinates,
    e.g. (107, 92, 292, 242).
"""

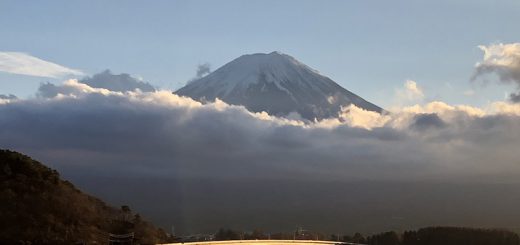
(0, 149, 169, 244)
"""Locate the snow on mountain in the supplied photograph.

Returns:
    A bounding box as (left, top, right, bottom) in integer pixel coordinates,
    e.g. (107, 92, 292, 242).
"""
(175, 51, 382, 120)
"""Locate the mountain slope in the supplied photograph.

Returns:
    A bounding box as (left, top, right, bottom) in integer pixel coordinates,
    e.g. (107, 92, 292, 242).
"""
(0, 149, 169, 244)
(176, 52, 382, 120)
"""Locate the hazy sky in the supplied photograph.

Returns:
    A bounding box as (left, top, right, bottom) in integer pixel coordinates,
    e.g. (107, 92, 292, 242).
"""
(2, 0, 520, 107)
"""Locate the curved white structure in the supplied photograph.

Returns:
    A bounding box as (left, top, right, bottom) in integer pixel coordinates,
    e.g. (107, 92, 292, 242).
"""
(161, 240, 363, 245)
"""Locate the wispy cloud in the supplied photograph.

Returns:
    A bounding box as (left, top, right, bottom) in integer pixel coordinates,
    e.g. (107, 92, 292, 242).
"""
(0, 52, 84, 78)
(195, 63, 211, 78)
(187, 62, 212, 84)
(392, 79, 425, 108)
(403, 80, 424, 99)
(463, 89, 475, 96)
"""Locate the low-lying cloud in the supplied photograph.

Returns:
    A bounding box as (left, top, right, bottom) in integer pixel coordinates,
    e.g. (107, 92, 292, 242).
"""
(2, 45, 520, 233)
(1, 79, 520, 233)
(7, 79, 520, 182)
(0, 52, 84, 78)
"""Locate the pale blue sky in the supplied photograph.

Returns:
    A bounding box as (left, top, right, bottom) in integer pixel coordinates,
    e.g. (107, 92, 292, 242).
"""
(1, 0, 519, 107)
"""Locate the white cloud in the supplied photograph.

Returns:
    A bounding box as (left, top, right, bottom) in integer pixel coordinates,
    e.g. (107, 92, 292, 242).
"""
(393, 80, 425, 107)
(476, 43, 520, 72)
(0, 52, 84, 78)
(338, 105, 391, 129)
(489, 101, 520, 116)
(473, 43, 520, 102)
(404, 80, 424, 98)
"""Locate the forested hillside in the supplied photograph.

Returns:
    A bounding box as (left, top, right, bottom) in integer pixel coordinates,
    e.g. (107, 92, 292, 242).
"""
(0, 149, 170, 244)
(365, 227, 519, 245)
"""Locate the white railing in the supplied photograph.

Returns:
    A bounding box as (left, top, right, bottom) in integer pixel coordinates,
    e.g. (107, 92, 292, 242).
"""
(159, 240, 366, 245)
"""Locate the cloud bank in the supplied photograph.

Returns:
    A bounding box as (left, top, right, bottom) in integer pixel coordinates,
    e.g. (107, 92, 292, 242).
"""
(2, 79, 520, 233)
(2, 44, 520, 233)
(5, 79, 520, 182)
(0, 52, 84, 78)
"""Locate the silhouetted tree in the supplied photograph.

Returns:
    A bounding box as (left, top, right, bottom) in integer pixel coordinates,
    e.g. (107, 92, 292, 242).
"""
(215, 228, 241, 240)
(367, 231, 399, 245)
(352, 232, 366, 243)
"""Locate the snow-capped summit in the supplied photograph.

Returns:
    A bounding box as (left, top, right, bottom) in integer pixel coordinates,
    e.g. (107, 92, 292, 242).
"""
(176, 52, 382, 120)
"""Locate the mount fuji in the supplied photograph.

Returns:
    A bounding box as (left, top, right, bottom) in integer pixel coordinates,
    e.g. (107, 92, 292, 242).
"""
(175, 52, 382, 120)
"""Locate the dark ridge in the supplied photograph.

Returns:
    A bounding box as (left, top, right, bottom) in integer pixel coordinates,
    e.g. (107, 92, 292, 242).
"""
(0, 149, 171, 244)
